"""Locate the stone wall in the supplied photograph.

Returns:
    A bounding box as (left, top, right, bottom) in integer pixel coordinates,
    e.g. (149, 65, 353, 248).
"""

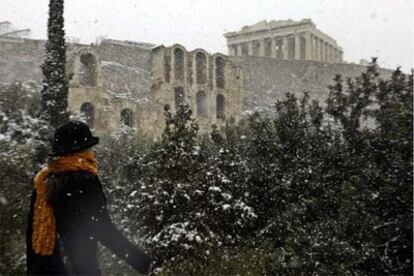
(232, 56, 393, 115)
(0, 38, 45, 83)
(65, 41, 153, 137)
(0, 38, 244, 138)
(0, 37, 395, 137)
(0, 38, 155, 137)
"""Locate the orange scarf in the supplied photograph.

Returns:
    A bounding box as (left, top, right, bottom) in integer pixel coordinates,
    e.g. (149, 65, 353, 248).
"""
(32, 150, 98, 256)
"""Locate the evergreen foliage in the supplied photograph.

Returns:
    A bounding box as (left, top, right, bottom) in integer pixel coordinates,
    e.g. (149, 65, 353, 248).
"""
(135, 104, 256, 273)
(40, 0, 68, 128)
(0, 62, 412, 275)
(0, 83, 50, 275)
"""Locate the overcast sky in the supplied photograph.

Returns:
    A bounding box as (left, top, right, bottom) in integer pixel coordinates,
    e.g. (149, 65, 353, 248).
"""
(1, 0, 413, 71)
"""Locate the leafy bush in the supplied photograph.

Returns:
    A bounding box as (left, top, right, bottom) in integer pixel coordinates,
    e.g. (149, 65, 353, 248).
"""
(0, 62, 412, 275)
(134, 105, 256, 272)
(0, 82, 51, 275)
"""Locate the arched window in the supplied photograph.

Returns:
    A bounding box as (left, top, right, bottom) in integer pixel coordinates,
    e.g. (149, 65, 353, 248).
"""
(196, 52, 207, 85)
(215, 57, 225, 89)
(174, 48, 184, 81)
(80, 102, 95, 128)
(120, 108, 134, 127)
(164, 53, 171, 82)
(216, 94, 225, 120)
(79, 53, 97, 86)
(174, 87, 185, 111)
(196, 91, 207, 117)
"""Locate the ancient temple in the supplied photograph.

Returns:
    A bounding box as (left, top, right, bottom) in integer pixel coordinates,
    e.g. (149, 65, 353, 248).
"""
(224, 19, 343, 63)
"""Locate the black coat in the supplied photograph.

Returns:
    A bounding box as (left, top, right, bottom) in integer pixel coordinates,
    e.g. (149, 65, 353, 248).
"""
(26, 171, 151, 275)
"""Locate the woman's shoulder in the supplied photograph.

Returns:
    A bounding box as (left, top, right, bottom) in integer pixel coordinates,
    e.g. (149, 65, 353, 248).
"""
(53, 170, 98, 184)
(66, 171, 101, 192)
(48, 171, 101, 203)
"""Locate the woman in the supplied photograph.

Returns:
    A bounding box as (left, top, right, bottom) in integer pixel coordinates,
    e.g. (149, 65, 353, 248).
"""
(26, 120, 151, 275)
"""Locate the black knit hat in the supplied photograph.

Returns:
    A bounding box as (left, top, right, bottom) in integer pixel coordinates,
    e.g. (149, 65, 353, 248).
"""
(50, 120, 99, 156)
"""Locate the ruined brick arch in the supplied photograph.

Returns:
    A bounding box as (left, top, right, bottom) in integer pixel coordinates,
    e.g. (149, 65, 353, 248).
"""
(196, 90, 208, 117)
(195, 51, 207, 85)
(215, 56, 225, 89)
(174, 86, 185, 111)
(120, 108, 134, 127)
(79, 52, 98, 86)
(173, 47, 185, 81)
(80, 102, 95, 128)
(216, 94, 226, 120)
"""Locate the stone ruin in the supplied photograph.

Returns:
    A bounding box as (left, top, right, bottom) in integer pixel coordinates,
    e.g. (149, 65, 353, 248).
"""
(0, 19, 392, 138)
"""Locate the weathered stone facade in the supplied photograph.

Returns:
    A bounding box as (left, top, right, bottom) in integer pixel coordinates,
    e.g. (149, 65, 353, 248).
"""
(0, 37, 243, 138)
(0, 19, 393, 138)
(232, 56, 392, 115)
(225, 19, 343, 63)
(65, 40, 155, 138)
(149, 44, 243, 137)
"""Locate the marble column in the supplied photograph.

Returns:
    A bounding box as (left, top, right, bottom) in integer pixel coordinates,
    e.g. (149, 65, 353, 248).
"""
(309, 34, 314, 60)
(294, 34, 300, 60)
(316, 38, 320, 61)
(320, 40, 325, 62)
(311, 36, 315, 61)
(326, 45, 330, 62)
(305, 32, 312, 60)
(275, 37, 283, 58)
(329, 45, 333, 62)
(316, 37, 320, 61)
(270, 38, 276, 58)
(282, 36, 289, 59)
(237, 44, 242, 57)
(248, 42, 253, 56)
(232, 45, 237, 56)
(330, 46, 334, 62)
(259, 40, 265, 57)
